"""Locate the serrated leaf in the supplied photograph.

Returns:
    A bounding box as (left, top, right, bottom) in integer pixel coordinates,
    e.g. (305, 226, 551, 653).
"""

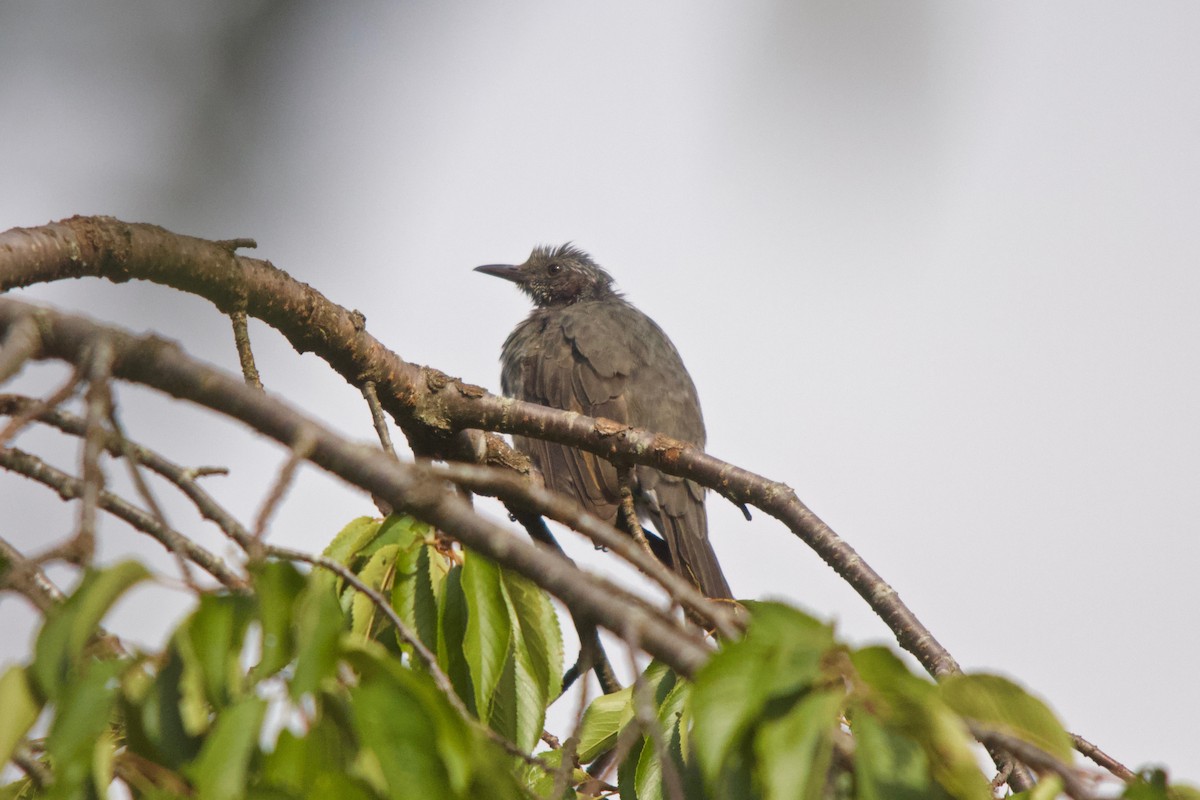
(753, 689, 843, 800)
(691, 602, 835, 786)
(502, 568, 563, 704)
(577, 685, 637, 763)
(633, 678, 690, 800)
(321, 516, 383, 565)
(390, 521, 448, 656)
(940, 673, 1073, 762)
(32, 560, 148, 699)
(0, 667, 41, 768)
(437, 565, 475, 715)
(493, 568, 563, 751)
(186, 696, 268, 800)
(462, 554, 511, 719)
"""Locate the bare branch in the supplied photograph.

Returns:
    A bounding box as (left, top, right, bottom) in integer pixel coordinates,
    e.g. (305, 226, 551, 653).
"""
(1070, 732, 1135, 782)
(0, 394, 254, 550)
(0, 446, 247, 591)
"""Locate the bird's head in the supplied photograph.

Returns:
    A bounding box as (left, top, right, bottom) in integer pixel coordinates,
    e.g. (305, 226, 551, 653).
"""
(475, 244, 617, 307)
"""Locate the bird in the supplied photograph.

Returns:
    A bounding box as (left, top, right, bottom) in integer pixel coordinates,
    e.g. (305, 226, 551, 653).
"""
(475, 244, 732, 599)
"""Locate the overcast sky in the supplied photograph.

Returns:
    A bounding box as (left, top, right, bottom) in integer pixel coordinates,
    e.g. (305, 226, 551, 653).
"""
(2, 1, 1198, 785)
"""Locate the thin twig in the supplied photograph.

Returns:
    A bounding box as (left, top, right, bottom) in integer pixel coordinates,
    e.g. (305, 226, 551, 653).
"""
(230, 310, 263, 390)
(0, 447, 246, 591)
(0, 371, 82, 447)
(252, 425, 317, 544)
(362, 380, 397, 459)
(1070, 732, 1135, 782)
(11, 747, 52, 791)
(74, 338, 116, 564)
(106, 406, 202, 593)
(550, 648, 596, 799)
(617, 466, 654, 559)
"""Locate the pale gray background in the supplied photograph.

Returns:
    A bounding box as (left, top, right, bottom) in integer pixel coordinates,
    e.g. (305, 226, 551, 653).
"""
(2, 1, 1197, 786)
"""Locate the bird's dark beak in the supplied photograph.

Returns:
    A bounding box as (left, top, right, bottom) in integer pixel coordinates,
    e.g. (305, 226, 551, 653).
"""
(473, 264, 524, 283)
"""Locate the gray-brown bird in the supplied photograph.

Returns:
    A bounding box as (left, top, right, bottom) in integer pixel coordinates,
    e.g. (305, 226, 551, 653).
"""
(476, 244, 732, 599)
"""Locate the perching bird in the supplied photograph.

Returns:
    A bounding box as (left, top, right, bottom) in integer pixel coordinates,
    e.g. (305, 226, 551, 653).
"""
(475, 244, 732, 599)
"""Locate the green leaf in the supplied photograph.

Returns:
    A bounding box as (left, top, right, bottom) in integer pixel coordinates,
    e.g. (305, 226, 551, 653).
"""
(940, 673, 1073, 762)
(502, 568, 563, 705)
(0, 667, 41, 768)
(44, 657, 126, 797)
(521, 748, 582, 799)
(462, 554, 511, 719)
(754, 689, 843, 800)
(321, 516, 383, 565)
(175, 593, 255, 707)
(31, 560, 149, 699)
(691, 602, 835, 786)
(492, 567, 563, 751)
(348, 543, 400, 639)
(261, 715, 369, 798)
(186, 696, 268, 800)
(852, 647, 990, 800)
(290, 574, 347, 698)
(437, 565, 475, 715)
(852, 710, 949, 800)
(576, 660, 675, 763)
(577, 685, 636, 763)
(121, 647, 202, 767)
(390, 517, 447, 655)
(250, 561, 306, 682)
(633, 678, 691, 800)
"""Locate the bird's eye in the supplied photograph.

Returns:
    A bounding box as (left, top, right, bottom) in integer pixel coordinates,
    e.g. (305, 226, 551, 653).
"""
(547, 263, 562, 275)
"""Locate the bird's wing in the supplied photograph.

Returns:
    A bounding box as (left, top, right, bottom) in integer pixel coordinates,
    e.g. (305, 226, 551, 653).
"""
(569, 308, 731, 598)
(502, 311, 631, 521)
